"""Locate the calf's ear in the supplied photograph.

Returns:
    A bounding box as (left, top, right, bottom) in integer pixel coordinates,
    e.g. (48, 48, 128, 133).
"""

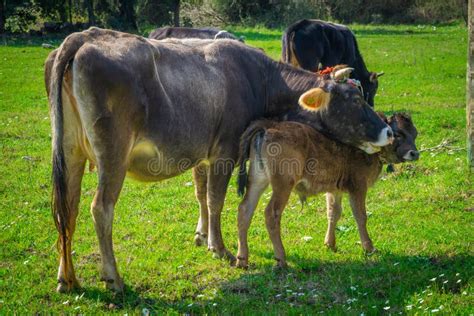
(298, 88, 331, 111)
(376, 111, 388, 123)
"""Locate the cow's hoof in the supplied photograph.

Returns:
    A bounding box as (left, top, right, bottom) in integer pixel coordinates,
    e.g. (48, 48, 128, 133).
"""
(56, 278, 80, 293)
(194, 233, 208, 247)
(236, 258, 248, 269)
(102, 277, 124, 293)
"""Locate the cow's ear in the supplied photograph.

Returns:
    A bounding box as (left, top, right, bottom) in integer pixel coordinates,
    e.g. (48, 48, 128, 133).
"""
(370, 72, 384, 82)
(298, 88, 331, 111)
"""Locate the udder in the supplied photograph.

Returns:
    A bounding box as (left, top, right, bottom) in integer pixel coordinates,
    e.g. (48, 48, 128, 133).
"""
(126, 139, 180, 182)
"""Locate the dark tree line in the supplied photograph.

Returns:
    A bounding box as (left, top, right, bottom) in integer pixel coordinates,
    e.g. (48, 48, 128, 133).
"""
(1, 0, 181, 34)
(0, 0, 467, 34)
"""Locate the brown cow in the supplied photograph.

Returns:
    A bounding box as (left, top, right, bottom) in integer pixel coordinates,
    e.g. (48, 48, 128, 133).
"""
(236, 113, 418, 268)
(45, 27, 393, 292)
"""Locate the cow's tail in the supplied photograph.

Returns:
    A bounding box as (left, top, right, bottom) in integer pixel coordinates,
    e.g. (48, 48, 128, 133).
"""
(281, 29, 296, 65)
(49, 30, 88, 285)
(237, 120, 274, 196)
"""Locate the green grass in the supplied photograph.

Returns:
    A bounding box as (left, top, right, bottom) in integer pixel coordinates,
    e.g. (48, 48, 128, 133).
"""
(1, 23, 473, 314)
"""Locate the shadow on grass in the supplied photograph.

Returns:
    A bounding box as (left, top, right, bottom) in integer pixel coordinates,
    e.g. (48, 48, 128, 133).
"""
(1, 34, 65, 47)
(73, 252, 472, 313)
(77, 283, 169, 312)
(353, 28, 429, 36)
(214, 251, 472, 312)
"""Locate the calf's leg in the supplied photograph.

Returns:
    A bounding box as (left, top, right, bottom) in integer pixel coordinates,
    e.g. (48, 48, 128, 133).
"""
(324, 192, 343, 252)
(193, 164, 209, 246)
(236, 162, 269, 268)
(265, 187, 292, 268)
(349, 190, 376, 254)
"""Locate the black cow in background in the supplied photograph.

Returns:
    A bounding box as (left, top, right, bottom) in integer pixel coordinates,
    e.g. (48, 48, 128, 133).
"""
(282, 19, 384, 107)
(149, 26, 244, 42)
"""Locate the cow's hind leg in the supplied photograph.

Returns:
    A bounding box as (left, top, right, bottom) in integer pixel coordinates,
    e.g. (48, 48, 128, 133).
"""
(193, 164, 209, 246)
(90, 167, 126, 292)
(56, 149, 86, 293)
(86, 117, 130, 292)
(324, 192, 343, 252)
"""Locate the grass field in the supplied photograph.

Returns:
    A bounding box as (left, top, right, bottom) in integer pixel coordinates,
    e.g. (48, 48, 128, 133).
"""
(1, 23, 473, 314)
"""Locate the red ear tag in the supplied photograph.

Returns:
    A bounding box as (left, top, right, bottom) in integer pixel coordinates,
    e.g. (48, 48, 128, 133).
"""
(318, 66, 334, 75)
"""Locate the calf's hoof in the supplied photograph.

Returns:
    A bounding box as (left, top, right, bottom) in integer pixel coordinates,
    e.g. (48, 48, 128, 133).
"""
(361, 241, 376, 256)
(102, 277, 124, 293)
(274, 259, 288, 269)
(324, 242, 337, 252)
(194, 232, 208, 247)
(56, 278, 80, 293)
(364, 248, 378, 256)
(209, 247, 236, 264)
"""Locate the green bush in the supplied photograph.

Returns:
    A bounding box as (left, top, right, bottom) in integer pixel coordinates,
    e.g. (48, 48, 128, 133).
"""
(5, 4, 38, 33)
(326, 0, 467, 24)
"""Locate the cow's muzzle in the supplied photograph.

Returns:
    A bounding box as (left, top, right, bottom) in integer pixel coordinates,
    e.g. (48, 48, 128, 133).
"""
(358, 126, 394, 154)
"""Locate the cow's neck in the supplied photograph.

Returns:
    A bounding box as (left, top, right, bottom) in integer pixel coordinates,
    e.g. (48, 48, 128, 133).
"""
(264, 62, 322, 116)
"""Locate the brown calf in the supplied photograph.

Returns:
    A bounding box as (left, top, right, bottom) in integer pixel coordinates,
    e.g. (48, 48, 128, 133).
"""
(236, 113, 418, 268)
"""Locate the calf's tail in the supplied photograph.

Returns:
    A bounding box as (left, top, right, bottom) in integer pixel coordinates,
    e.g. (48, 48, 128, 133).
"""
(237, 120, 274, 196)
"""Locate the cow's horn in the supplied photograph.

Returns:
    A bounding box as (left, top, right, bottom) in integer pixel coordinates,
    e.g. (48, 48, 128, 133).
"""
(377, 71, 385, 77)
(333, 67, 354, 80)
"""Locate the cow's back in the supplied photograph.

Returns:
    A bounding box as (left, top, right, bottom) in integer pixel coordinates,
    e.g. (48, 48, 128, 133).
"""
(282, 19, 357, 71)
(149, 26, 220, 40)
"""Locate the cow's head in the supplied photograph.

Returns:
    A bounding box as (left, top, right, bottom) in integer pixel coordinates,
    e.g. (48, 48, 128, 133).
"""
(298, 79, 394, 154)
(365, 71, 384, 107)
(378, 112, 419, 163)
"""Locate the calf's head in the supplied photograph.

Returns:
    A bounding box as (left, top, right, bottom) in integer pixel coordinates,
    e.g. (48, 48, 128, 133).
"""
(379, 112, 419, 163)
(298, 81, 393, 154)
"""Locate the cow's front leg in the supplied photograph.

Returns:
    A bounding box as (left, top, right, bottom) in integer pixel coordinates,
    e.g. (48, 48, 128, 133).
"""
(324, 192, 343, 251)
(206, 162, 235, 263)
(193, 164, 209, 246)
(348, 189, 376, 254)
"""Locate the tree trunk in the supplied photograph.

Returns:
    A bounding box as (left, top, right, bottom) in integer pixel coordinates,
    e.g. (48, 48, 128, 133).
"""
(468, 0, 474, 171)
(68, 0, 73, 24)
(0, 0, 5, 34)
(119, 0, 137, 31)
(173, 0, 180, 27)
(85, 0, 95, 26)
